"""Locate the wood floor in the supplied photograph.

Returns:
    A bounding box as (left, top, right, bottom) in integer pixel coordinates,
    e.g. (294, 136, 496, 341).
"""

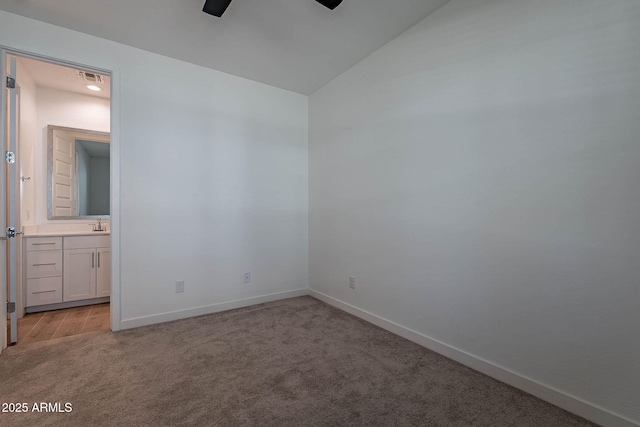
(11, 303, 110, 346)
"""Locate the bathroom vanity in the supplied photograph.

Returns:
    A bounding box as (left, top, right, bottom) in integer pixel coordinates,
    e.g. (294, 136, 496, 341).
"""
(17, 124, 112, 314)
(24, 233, 110, 312)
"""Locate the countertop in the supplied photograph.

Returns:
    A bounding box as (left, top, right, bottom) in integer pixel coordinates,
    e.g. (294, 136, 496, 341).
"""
(24, 232, 110, 238)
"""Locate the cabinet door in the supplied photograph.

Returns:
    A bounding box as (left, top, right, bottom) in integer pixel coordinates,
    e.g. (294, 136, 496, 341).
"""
(63, 249, 96, 302)
(96, 248, 111, 298)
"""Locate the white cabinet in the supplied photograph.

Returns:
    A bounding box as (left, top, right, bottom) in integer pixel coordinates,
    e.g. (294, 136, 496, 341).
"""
(24, 234, 110, 309)
(25, 237, 63, 307)
(63, 248, 96, 301)
(63, 235, 110, 302)
(96, 248, 111, 298)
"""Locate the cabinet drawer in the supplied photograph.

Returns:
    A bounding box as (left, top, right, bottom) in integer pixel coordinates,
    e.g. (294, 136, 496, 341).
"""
(64, 235, 110, 250)
(26, 251, 63, 279)
(26, 237, 63, 251)
(26, 277, 63, 306)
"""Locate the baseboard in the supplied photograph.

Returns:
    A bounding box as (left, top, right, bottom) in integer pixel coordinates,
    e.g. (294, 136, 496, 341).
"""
(309, 290, 638, 427)
(26, 297, 110, 313)
(120, 288, 309, 330)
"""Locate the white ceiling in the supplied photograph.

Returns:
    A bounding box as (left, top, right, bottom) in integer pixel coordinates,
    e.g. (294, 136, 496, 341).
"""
(0, 0, 451, 94)
(16, 56, 111, 99)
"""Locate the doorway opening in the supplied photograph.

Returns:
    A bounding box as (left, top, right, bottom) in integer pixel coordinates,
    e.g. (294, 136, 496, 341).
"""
(2, 51, 112, 349)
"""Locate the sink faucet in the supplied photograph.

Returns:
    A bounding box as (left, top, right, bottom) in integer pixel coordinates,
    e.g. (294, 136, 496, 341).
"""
(93, 216, 104, 232)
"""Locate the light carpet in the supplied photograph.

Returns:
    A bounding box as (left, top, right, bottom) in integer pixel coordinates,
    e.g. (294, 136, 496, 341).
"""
(0, 296, 596, 426)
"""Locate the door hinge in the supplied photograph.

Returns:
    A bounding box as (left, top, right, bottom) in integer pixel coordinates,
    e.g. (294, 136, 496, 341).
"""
(6, 76, 15, 89)
(5, 151, 15, 164)
(7, 302, 15, 314)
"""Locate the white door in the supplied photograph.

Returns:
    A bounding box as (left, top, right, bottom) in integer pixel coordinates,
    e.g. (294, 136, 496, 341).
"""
(52, 129, 75, 217)
(1, 52, 8, 352)
(6, 56, 20, 345)
(1, 52, 20, 351)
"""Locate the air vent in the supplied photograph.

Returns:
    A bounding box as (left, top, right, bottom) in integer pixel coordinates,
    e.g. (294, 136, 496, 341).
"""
(78, 70, 103, 84)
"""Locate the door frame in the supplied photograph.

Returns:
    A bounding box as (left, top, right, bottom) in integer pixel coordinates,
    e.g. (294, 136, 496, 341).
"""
(0, 46, 121, 353)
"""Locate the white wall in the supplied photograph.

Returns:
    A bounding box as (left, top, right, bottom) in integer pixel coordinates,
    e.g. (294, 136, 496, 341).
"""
(0, 10, 308, 327)
(309, 0, 640, 425)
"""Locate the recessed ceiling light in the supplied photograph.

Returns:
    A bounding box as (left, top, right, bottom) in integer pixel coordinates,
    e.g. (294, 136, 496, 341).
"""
(86, 85, 102, 92)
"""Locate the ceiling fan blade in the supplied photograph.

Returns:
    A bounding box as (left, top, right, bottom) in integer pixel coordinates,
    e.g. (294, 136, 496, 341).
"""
(316, 0, 343, 10)
(203, 0, 233, 17)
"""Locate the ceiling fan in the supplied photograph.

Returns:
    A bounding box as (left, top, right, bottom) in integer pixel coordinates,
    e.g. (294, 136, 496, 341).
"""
(203, 0, 343, 17)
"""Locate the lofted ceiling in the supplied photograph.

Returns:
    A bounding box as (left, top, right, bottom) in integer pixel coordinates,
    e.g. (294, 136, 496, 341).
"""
(0, 0, 451, 94)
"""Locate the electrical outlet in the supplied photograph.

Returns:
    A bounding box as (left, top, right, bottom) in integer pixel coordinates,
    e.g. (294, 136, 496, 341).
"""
(349, 276, 355, 289)
(175, 280, 185, 293)
(244, 272, 251, 284)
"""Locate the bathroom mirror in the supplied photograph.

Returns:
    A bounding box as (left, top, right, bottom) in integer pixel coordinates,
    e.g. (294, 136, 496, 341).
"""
(47, 125, 110, 219)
